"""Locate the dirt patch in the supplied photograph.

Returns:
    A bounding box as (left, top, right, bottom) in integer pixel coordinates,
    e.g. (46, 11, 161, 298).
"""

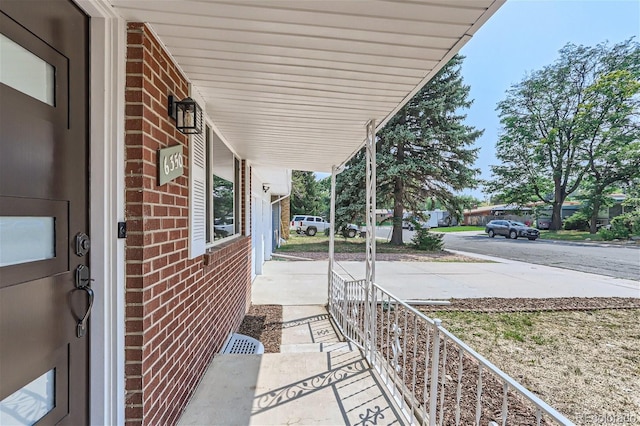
(417, 297, 640, 312)
(238, 304, 282, 353)
(421, 299, 640, 425)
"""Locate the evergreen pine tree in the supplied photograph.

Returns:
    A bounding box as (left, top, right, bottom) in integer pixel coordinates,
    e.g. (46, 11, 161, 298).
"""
(336, 55, 482, 244)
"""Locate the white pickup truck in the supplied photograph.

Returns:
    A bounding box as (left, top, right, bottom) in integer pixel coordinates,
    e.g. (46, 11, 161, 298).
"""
(290, 215, 361, 237)
(290, 215, 330, 236)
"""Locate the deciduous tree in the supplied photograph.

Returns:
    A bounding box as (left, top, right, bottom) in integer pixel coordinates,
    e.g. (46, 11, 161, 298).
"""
(488, 40, 639, 230)
(578, 65, 640, 232)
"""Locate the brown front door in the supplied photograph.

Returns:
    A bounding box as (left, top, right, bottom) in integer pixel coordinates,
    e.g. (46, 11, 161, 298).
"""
(0, 0, 90, 424)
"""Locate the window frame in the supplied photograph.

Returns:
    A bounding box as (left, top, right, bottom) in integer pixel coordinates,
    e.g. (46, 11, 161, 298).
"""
(205, 125, 242, 248)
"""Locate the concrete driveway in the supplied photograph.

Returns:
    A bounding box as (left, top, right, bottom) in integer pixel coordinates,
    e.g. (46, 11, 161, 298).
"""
(253, 254, 640, 305)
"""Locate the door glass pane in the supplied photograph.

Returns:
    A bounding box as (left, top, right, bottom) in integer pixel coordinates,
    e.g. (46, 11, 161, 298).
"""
(0, 34, 55, 106)
(0, 369, 55, 425)
(0, 217, 55, 267)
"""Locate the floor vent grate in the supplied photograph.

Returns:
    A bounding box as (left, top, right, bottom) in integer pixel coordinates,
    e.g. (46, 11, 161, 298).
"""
(221, 333, 264, 355)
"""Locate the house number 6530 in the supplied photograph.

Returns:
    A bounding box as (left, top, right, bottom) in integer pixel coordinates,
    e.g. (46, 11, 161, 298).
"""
(163, 152, 183, 175)
(158, 145, 184, 185)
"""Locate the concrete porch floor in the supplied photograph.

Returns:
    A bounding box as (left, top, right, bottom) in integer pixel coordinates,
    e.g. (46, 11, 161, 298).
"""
(178, 306, 406, 425)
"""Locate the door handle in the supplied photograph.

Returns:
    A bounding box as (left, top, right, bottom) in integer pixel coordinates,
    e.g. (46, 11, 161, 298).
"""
(75, 264, 94, 338)
(76, 286, 94, 338)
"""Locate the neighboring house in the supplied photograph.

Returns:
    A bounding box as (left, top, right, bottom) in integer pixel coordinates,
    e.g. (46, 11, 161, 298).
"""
(604, 193, 629, 222)
(404, 210, 449, 228)
(0, 1, 503, 425)
(339, 209, 393, 225)
(464, 204, 534, 226)
(376, 209, 393, 224)
(535, 198, 623, 227)
(466, 196, 629, 228)
(535, 201, 582, 220)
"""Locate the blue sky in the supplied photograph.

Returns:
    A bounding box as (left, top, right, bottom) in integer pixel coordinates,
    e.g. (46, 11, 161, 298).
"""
(315, 1, 639, 198)
(459, 0, 640, 200)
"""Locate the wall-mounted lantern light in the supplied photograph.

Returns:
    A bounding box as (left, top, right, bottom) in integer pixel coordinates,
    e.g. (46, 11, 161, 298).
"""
(168, 95, 203, 135)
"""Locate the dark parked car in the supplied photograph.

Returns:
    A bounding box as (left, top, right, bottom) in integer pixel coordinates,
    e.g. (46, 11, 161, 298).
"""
(322, 223, 362, 238)
(536, 218, 551, 230)
(485, 220, 539, 240)
(339, 224, 361, 238)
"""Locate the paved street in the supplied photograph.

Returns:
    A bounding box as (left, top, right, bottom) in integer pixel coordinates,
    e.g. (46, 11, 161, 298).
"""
(375, 228, 639, 281)
(442, 231, 639, 281)
(378, 231, 640, 280)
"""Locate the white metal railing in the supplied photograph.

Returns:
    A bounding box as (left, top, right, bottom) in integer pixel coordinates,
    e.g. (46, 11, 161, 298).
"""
(328, 270, 366, 349)
(328, 270, 575, 426)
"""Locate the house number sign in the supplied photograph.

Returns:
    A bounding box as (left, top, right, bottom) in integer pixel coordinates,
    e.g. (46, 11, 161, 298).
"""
(158, 145, 184, 185)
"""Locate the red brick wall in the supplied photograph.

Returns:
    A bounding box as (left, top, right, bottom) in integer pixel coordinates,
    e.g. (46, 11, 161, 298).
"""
(124, 23, 252, 426)
(281, 196, 291, 239)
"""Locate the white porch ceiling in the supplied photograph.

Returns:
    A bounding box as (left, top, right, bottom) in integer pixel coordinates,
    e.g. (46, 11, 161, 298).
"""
(110, 0, 504, 174)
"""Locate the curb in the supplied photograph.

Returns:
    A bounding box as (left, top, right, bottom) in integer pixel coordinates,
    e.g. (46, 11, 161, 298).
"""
(537, 238, 640, 250)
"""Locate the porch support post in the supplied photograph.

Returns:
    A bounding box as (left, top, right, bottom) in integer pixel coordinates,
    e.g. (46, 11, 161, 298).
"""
(328, 165, 337, 299)
(364, 119, 376, 362)
(365, 120, 377, 285)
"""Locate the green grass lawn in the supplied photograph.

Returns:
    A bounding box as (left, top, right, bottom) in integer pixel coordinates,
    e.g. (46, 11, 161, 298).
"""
(279, 234, 432, 254)
(431, 310, 541, 344)
(280, 226, 483, 254)
(538, 230, 603, 241)
(432, 225, 484, 233)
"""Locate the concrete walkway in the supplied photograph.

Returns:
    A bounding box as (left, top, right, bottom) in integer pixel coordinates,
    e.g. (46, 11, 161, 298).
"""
(179, 305, 406, 425)
(253, 253, 639, 304)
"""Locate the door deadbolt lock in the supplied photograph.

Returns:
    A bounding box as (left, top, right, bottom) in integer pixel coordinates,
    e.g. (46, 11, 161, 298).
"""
(75, 232, 90, 256)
